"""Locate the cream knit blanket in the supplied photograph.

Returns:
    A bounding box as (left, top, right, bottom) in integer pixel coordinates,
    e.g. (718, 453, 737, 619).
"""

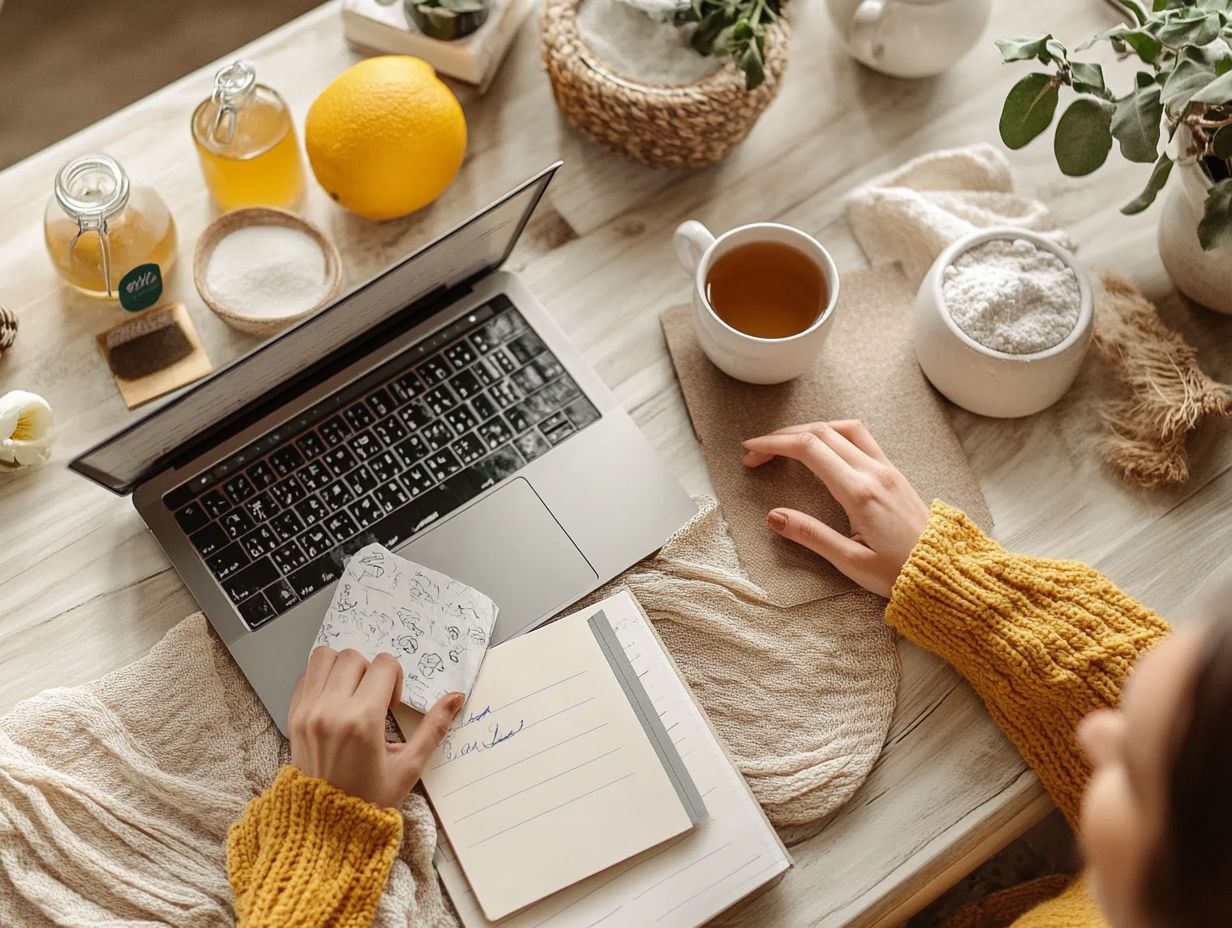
(0, 498, 897, 926)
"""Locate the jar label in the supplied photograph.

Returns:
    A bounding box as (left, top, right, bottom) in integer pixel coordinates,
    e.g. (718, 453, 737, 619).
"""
(119, 264, 163, 312)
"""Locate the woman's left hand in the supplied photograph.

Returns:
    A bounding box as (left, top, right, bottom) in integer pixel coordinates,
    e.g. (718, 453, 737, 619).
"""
(742, 419, 930, 598)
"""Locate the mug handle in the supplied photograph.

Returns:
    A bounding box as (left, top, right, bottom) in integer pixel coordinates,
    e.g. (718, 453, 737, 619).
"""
(850, 0, 889, 63)
(674, 220, 715, 275)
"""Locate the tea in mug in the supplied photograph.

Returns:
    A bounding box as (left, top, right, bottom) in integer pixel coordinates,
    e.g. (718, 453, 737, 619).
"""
(704, 241, 827, 339)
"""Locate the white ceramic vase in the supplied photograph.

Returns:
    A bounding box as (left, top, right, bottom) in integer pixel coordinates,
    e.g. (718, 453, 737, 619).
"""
(1158, 155, 1232, 314)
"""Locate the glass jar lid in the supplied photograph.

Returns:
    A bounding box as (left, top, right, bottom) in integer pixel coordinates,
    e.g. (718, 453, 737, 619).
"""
(209, 60, 258, 146)
(54, 153, 130, 224)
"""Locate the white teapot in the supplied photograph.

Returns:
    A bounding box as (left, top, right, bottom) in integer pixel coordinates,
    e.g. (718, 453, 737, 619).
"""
(826, 0, 991, 79)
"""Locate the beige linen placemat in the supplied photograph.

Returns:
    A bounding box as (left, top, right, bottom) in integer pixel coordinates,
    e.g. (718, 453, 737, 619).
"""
(662, 264, 992, 606)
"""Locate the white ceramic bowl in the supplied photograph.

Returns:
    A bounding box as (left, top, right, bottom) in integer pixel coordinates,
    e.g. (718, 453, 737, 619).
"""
(912, 227, 1094, 418)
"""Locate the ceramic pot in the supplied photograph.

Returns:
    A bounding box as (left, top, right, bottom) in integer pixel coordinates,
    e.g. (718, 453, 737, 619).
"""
(825, 0, 991, 79)
(405, 0, 489, 39)
(913, 227, 1094, 418)
(1158, 156, 1232, 314)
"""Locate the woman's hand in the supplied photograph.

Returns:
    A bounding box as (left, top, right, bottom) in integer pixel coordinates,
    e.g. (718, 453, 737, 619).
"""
(289, 647, 463, 810)
(742, 419, 930, 598)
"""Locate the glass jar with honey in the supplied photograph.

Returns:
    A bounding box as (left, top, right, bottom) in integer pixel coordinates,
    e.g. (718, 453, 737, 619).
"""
(192, 60, 305, 212)
(43, 153, 178, 307)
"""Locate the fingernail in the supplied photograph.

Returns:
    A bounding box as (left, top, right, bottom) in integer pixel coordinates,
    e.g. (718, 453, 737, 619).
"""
(768, 510, 788, 531)
(447, 692, 465, 713)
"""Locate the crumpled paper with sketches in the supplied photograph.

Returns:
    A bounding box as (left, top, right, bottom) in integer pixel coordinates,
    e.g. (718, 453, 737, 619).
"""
(314, 543, 498, 712)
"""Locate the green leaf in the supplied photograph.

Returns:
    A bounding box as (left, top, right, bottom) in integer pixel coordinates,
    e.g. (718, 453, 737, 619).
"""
(1077, 24, 1162, 63)
(1214, 125, 1232, 158)
(739, 41, 765, 90)
(1192, 68, 1232, 103)
(1112, 77, 1164, 162)
(996, 35, 1056, 63)
(1114, 0, 1150, 24)
(1070, 61, 1110, 97)
(1054, 98, 1115, 175)
(690, 8, 729, 55)
(1122, 153, 1175, 213)
(1156, 10, 1222, 47)
(999, 73, 1060, 149)
(1122, 27, 1165, 62)
(1198, 178, 1232, 249)
(712, 19, 753, 55)
(1161, 55, 1219, 107)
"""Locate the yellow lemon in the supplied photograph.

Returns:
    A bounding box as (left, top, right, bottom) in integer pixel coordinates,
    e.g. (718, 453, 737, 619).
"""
(305, 56, 466, 221)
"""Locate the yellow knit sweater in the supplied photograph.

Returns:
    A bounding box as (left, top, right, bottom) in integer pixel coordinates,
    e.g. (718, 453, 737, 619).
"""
(886, 501, 1170, 928)
(225, 500, 1170, 928)
(227, 766, 404, 927)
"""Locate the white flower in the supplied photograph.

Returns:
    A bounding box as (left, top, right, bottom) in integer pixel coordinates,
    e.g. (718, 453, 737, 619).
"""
(0, 390, 54, 471)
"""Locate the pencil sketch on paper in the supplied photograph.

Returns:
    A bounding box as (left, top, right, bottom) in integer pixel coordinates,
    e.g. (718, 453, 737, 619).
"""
(313, 543, 499, 713)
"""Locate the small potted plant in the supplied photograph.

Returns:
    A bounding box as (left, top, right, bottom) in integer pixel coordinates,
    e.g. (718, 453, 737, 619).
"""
(541, 0, 790, 168)
(374, 0, 491, 40)
(995, 1, 1232, 312)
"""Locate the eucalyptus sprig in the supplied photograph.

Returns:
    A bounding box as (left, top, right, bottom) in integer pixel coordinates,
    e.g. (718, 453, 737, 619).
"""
(997, 0, 1232, 250)
(675, 0, 781, 91)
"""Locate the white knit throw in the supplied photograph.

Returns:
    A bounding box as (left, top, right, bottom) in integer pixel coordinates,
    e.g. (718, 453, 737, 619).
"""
(0, 498, 897, 925)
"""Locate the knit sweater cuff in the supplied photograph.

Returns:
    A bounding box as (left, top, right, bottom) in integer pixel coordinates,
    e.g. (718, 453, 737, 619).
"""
(884, 499, 1169, 824)
(227, 766, 404, 928)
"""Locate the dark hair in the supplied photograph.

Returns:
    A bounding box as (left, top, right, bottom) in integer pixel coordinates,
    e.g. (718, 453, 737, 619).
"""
(1145, 615, 1232, 927)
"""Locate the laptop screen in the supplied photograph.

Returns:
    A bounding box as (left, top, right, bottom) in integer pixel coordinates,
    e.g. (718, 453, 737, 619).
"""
(70, 164, 558, 495)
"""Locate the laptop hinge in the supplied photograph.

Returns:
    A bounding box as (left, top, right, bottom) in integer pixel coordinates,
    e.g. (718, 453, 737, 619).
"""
(168, 274, 484, 474)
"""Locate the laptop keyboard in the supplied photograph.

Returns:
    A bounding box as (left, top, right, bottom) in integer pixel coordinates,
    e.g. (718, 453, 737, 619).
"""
(162, 297, 600, 630)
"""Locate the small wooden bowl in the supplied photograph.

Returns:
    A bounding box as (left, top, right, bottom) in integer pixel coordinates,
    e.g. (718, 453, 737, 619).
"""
(193, 208, 342, 336)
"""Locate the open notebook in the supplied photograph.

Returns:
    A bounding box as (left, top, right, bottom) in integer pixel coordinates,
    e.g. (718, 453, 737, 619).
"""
(416, 590, 793, 927)
(395, 593, 709, 920)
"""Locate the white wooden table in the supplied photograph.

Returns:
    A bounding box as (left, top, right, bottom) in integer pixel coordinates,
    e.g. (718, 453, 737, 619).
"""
(3, 1, 1231, 925)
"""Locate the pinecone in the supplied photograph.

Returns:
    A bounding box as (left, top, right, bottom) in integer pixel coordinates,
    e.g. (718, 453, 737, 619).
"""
(0, 306, 16, 358)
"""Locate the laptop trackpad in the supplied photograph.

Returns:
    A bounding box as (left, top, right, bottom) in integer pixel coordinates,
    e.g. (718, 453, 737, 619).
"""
(396, 478, 597, 644)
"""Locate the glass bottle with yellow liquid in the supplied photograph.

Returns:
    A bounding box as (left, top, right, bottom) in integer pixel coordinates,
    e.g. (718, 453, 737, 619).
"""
(43, 153, 178, 306)
(192, 60, 305, 212)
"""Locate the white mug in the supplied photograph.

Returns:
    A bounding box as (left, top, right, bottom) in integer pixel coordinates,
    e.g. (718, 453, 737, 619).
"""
(673, 220, 840, 385)
(825, 0, 991, 79)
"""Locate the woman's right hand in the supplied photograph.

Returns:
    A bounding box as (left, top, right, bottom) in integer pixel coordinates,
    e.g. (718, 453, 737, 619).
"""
(289, 647, 463, 810)
(742, 419, 931, 598)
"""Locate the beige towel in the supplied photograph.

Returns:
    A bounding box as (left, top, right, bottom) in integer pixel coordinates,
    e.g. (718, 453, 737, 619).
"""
(0, 498, 896, 926)
(846, 143, 1073, 284)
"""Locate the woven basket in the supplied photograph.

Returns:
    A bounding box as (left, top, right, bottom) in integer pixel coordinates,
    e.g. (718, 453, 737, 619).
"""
(542, 0, 790, 168)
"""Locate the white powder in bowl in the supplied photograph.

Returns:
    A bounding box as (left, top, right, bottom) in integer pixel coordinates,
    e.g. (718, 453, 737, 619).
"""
(206, 224, 329, 319)
(576, 0, 723, 85)
(941, 238, 1081, 355)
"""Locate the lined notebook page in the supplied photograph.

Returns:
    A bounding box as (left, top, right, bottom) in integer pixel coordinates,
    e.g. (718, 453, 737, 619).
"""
(435, 590, 792, 928)
(403, 607, 699, 921)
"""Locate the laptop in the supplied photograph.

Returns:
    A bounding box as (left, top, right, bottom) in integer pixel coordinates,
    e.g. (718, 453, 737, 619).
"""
(70, 163, 696, 734)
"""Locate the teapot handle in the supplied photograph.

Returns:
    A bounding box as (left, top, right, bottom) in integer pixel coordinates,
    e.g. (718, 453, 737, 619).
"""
(849, 0, 889, 64)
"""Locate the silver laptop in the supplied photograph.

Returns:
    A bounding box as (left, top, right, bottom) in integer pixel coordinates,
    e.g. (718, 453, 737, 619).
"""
(70, 164, 695, 734)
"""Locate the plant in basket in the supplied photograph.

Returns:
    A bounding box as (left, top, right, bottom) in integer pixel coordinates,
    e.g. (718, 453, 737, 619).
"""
(995, 0, 1232, 311)
(676, 0, 783, 89)
(543, 0, 790, 167)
